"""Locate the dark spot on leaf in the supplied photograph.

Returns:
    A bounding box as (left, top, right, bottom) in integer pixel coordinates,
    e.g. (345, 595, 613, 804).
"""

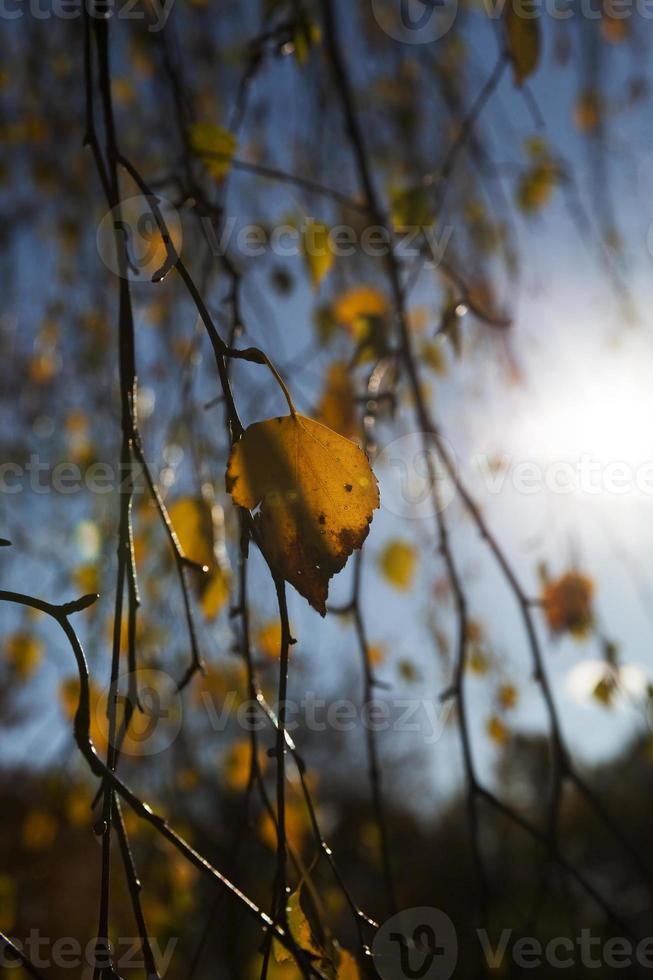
(318, 514, 326, 525)
(344, 484, 353, 493)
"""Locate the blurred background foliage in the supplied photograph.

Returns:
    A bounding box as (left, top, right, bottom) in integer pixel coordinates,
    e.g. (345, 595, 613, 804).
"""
(2, 0, 653, 976)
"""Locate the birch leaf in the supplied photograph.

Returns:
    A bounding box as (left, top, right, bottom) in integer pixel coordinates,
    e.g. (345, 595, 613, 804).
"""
(505, 1, 540, 86)
(188, 122, 237, 180)
(226, 414, 379, 615)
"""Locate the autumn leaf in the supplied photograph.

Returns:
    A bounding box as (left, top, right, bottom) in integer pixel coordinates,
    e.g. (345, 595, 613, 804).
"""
(574, 89, 602, 133)
(223, 739, 267, 793)
(4, 631, 43, 679)
(188, 122, 237, 180)
(316, 362, 358, 439)
(505, 0, 540, 86)
(542, 571, 594, 638)
(168, 497, 214, 570)
(168, 496, 230, 621)
(302, 219, 333, 288)
(497, 683, 518, 711)
(201, 567, 230, 621)
(275, 889, 322, 964)
(334, 285, 387, 331)
(256, 620, 285, 660)
(22, 809, 57, 851)
(226, 414, 379, 615)
(292, 13, 321, 65)
(336, 949, 361, 978)
(333, 285, 390, 361)
(379, 539, 418, 591)
(487, 714, 510, 747)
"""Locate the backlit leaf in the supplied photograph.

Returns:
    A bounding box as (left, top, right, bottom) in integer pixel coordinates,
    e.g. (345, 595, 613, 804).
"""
(316, 362, 358, 439)
(487, 714, 509, 747)
(379, 540, 418, 591)
(542, 571, 594, 638)
(302, 220, 333, 288)
(4, 631, 43, 680)
(505, 0, 540, 86)
(201, 567, 230, 621)
(226, 414, 379, 615)
(168, 497, 214, 570)
(188, 122, 237, 180)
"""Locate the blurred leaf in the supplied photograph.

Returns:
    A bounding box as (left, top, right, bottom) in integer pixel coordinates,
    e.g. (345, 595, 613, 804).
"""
(316, 362, 358, 439)
(593, 674, 617, 707)
(398, 659, 420, 683)
(505, 0, 540, 85)
(257, 620, 283, 660)
(201, 567, 230, 621)
(574, 90, 602, 133)
(334, 285, 388, 332)
(542, 571, 594, 638)
(486, 714, 510, 747)
(4, 631, 43, 680)
(168, 497, 214, 570)
(22, 809, 57, 851)
(293, 14, 321, 65)
(188, 122, 237, 180)
(223, 739, 267, 793)
(421, 339, 447, 376)
(379, 540, 418, 591)
(303, 220, 333, 288)
(497, 683, 518, 711)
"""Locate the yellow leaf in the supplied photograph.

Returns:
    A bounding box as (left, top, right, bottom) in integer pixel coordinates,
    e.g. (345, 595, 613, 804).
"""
(497, 683, 518, 711)
(421, 339, 447, 376)
(487, 715, 509, 747)
(74, 564, 99, 596)
(379, 540, 418, 591)
(303, 220, 333, 288)
(188, 122, 237, 180)
(58, 677, 109, 755)
(516, 160, 558, 213)
(574, 90, 602, 133)
(292, 15, 321, 65)
(275, 889, 322, 964)
(201, 567, 230, 621)
(66, 787, 91, 828)
(22, 810, 57, 851)
(541, 571, 594, 638)
(390, 185, 432, 229)
(316, 362, 358, 439)
(259, 796, 310, 854)
(505, 0, 540, 86)
(368, 643, 386, 667)
(4, 632, 43, 679)
(593, 674, 617, 707)
(223, 739, 266, 793)
(468, 650, 489, 676)
(334, 285, 387, 332)
(601, 14, 628, 42)
(256, 620, 283, 660)
(167, 497, 214, 570)
(333, 286, 389, 363)
(226, 414, 379, 615)
(398, 659, 419, 683)
(337, 949, 361, 979)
